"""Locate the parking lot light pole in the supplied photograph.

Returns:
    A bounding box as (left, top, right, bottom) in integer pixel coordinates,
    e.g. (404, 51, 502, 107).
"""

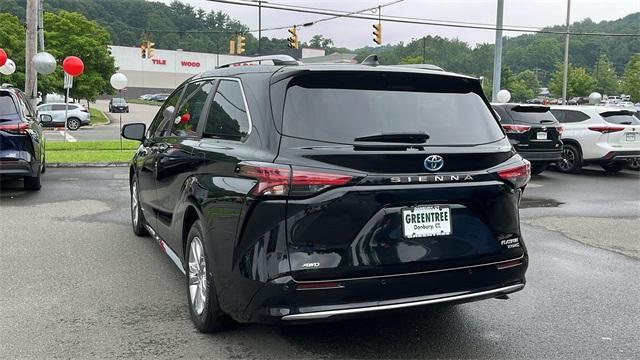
(491, 0, 504, 102)
(561, 0, 572, 104)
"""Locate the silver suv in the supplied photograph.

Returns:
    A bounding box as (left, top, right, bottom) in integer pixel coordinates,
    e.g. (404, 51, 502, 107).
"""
(36, 103, 91, 130)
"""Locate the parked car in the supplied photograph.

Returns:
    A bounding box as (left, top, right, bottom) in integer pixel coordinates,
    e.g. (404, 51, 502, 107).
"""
(492, 103, 563, 175)
(550, 106, 640, 172)
(567, 97, 588, 105)
(36, 102, 91, 130)
(121, 55, 530, 332)
(0, 84, 48, 190)
(109, 97, 129, 113)
(149, 93, 170, 102)
(138, 94, 154, 101)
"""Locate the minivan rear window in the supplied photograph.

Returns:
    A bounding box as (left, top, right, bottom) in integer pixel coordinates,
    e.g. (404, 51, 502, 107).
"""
(282, 72, 503, 146)
(600, 111, 640, 125)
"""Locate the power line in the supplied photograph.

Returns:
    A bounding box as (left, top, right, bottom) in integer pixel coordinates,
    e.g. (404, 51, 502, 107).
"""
(206, 0, 640, 37)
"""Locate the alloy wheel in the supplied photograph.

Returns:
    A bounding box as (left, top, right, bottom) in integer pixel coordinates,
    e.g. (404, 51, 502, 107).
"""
(131, 180, 139, 227)
(68, 119, 80, 130)
(188, 236, 207, 316)
(559, 148, 575, 171)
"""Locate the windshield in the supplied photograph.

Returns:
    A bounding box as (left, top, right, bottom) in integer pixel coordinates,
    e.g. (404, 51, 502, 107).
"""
(282, 72, 503, 146)
(112, 98, 126, 104)
(600, 111, 640, 125)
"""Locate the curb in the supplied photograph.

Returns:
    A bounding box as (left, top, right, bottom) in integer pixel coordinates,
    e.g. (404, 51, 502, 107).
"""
(47, 162, 129, 168)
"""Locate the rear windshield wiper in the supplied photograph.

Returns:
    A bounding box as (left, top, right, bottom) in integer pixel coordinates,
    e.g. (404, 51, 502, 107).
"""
(354, 132, 430, 144)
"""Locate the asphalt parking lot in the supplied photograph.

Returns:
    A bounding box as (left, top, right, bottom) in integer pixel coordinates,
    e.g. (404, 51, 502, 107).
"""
(1, 167, 639, 359)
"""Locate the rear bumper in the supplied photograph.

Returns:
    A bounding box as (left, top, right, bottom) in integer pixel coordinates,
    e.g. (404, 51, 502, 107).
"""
(592, 150, 640, 163)
(518, 149, 563, 162)
(0, 159, 36, 178)
(242, 255, 527, 324)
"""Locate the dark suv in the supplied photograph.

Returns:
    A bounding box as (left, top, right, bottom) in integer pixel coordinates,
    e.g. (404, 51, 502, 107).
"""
(0, 85, 48, 190)
(122, 56, 530, 332)
(492, 104, 563, 175)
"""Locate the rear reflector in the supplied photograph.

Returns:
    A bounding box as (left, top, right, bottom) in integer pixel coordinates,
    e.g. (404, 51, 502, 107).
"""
(497, 161, 531, 188)
(0, 122, 30, 135)
(237, 162, 354, 197)
(296, 281, 343, 290)
(502, 124, 531, 134)
(588, 125, 625, 134)
(496, 259, 523, 270)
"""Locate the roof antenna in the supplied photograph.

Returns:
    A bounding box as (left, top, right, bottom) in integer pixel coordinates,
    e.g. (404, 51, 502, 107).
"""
(361, 54, 380, 66)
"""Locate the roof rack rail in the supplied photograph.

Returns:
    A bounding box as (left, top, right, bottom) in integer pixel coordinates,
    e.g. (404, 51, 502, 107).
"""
(361, 54, 380, 66)
(218, 55, 300, 68)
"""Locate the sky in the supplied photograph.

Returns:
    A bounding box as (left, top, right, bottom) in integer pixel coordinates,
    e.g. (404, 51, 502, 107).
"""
(156, 0, 640, 49)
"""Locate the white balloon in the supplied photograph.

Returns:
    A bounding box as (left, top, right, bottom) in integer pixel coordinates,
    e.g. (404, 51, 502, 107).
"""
(110, 72, 128, 90)
(0, 59, 16, 75)
(496, 89, 511, 103)
(588, 92, 602, 105)
(32, 52, 57, 75)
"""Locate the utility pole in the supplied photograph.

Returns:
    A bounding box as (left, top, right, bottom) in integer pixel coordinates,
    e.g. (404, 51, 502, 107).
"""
(25, 0, 39, 103)
(561, 0, 572, 104)
(258, 0, 262, 55)
(422, 36, 426, 63)
(38, 0, 44, 51)
(491, 0, 504, 102)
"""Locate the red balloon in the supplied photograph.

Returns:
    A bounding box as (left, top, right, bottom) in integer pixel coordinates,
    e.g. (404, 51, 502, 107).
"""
(0, 49, 7, 67)
(62, 56, 84, 76)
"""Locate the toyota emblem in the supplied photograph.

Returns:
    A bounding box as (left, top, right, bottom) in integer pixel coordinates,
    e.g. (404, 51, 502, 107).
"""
(424, 155, 444, 172)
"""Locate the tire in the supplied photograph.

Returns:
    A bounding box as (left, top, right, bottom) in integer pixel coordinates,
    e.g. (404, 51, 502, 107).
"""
(186, 220, 233, 333)
(557, 144, 582, 173)
(601, 161, 627, 173)
(627, 158, 640, 171)
(24, 173, 41, 191)
(130, 176, 148, 236)
(67, 118, 81, 131)
(531, 163, 547, 175)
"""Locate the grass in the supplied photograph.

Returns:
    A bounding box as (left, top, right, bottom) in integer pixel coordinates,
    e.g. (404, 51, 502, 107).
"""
(45, 140, 138, 163)
(126, 99, 161, 106)
(89, 108, 110, 125)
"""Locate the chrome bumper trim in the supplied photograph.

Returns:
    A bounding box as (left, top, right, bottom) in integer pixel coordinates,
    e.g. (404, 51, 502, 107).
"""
(281, 283, 525, 321)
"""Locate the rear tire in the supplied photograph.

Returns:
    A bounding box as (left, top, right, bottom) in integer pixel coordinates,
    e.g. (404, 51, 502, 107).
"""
(186, 220, 233, 333)
(601, 161, 627, 173)
(627, 158, 640, 171)
(557, 144, 581, 173)
(24, 173, 41, 191)
(67, 118, 81, 131)
(130, 176, 148, 236)
(531, 163, 547, 175)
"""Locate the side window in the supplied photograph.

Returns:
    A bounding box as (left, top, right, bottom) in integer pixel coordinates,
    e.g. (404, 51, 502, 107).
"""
(203, 80, 250, 141)
(170, 80, 215, 137)
(38, 105, 51, 111)
(52, 104, 68, 111)
(16, 93, 34, 119)
(564, 110, 590, 123)
(550, 110, 564, 122)
(148, 87, 183, 138)
(492, 106, 511, 123)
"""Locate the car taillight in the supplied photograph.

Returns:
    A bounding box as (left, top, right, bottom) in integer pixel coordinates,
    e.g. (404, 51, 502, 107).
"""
(555, 125, 564, 134)
(0, 122, 30, 135)
(501, 124, 531, 134)
(81, 109, 88, 113)
(588, 125, 625, 134)
(237, 162, 355, 197)
(497, 160, 531, 188)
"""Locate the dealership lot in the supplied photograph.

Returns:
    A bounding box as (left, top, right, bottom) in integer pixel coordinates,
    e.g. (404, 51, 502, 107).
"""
(0, 167, 638, 359)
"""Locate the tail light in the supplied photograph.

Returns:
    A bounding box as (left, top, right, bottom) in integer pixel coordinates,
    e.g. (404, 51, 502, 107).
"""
(555, 125, 564, 134)
(588, 125, 625, 134)
(81, 109, 89, 113)
(0, 122, 30, 135)
(237, 162, 355, 197)
(497, 160, 531, 188)
(501, 124, 531, 134)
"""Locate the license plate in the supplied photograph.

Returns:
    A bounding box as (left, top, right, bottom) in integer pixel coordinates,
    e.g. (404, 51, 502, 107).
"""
(626, 132, 639, 142)
(402, 206, 452, 239)
(537, 132, 547, 140)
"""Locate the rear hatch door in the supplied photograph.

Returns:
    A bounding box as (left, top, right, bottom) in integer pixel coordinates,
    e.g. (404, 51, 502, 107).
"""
(502, 104, 562, 152)
(599, 110, 640, 150)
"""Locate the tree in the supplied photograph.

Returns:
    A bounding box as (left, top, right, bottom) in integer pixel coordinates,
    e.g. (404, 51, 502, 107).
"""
(621, 53, 640, 101)
(593, 53, 619, 95)
(399, 55, 422, 64)
(40, 11, 116, 102)
(549, 63, 597, 98)
(309, 35, 334, 49)
(0, 13, 25, 88)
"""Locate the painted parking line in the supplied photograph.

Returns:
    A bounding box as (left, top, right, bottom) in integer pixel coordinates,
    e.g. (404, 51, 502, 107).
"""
(58, 130, 77, 142)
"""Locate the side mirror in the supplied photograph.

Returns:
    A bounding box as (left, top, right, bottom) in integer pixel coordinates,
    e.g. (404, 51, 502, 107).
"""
(39, 114, 53, 123)
(122, 123, 146, 141)
(163, 106, 175, 121)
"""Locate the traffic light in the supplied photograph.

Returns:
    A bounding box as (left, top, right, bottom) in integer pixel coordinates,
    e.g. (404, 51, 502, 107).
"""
(236, 34, 246, 55)
(373, 22, 382, 45)
(146, 41, 155, 59)
(229, 36, 236, 54)
(140, 41, 148, 59)
(287, 26, 298, 49)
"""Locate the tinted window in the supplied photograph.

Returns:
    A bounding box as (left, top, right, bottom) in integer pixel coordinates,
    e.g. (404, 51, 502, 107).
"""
(600, 111, 640, 125)
(16, 92, 35, 119)
(149, 87, 183, 138)
(51, 104, 72, 111)
(203, 80, 250, 141)
(171, 80, 215, 137)
(112, 98, 126, 104)
(508, 105, 557, 124)
(283, 72, 503, 146)
(551, 109, 590, 123)
(0, 93, 19, 119)
(38, 104, 51, 111)
(491, 106, 512, 124)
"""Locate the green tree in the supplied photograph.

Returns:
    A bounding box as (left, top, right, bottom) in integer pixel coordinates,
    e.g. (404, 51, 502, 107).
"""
(40, 11, 116, 102)
(309, 35, 334, 49)
(0, 13, 25, 88)
(593, 53, 619, 95)
(549, 63, 597, 98)
(399, 55, 422, 64)
(621, 53, 640, 101)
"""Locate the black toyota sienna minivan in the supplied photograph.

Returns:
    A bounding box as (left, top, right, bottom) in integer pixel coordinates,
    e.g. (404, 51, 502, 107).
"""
(122, 55, 530, 332)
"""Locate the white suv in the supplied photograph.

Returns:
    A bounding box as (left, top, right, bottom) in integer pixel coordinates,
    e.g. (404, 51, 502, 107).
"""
(550, 106, 640, 172)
